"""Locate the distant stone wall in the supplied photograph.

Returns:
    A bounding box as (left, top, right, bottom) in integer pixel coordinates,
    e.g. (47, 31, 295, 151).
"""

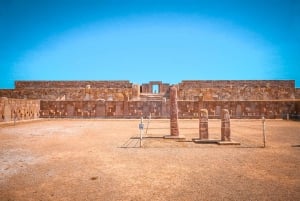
(1, 81, 139, 101)
(295, 88, 300, 99)
(178, 80, 295, 101)
(1, 80, 296, 102)
(141, 81, 170, 94)
(1, 80, 299, 120)
(179, 80, 295, 88)
(0, 97, 40, 122)
(0, 88, 134, 101)
(15, 80, 133, 89)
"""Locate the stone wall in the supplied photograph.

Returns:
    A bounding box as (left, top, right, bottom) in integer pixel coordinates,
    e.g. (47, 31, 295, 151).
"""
(0, 80, 139, 101)
(0, 88, 134, 101)
(39, 100, 297, 119)
(179, 80, 295, 88)
(141, 81, 170, 94)
(179, 100, 297, 119)
(15, 80, 133, 89)
(1, 80, 299, 120)
(295, 88, 300, 99)
(178, 80, 295, 101)
(0, 97, 40, 122)
(1, 80, 296, 102)
(40, 100, 169, 118)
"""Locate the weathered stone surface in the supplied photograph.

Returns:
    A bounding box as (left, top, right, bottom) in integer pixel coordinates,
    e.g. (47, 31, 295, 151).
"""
(178, 80, 296, 101)
(0, 88, 134, 101)
(221, 109, 231, 141)
(0, 97, 40, 122)
(295, 88, 300, 99)
(15, 80, 133, 89)
(199, 109, 209, 139)
(170, 86, 179, 136)
(141, 81, 170, 94)
(0, 80, 299, 119)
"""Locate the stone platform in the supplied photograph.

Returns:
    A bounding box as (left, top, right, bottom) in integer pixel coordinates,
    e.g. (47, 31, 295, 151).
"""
(192, 139, 219, 143)
(192, 138, 240, 145)
(164, 135, 186, 140)
(217, 141, 240, 145)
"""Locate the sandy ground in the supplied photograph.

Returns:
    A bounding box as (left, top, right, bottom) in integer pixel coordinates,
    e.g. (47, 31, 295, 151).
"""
(0, 119, 299, 201)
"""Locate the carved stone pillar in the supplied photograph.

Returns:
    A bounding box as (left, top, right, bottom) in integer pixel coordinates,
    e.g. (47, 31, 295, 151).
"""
(170, 86, 179, 136)
(221, 109, 231, 141)
(164, 86, 184, 139)
(199, 109, 209, 139)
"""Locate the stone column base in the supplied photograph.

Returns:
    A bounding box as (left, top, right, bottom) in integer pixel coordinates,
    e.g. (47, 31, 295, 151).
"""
(217, 141, 240, 145)
(163, 135, 185, 139)
(192, 139, 219, 143)
(192, 138, 240, 145)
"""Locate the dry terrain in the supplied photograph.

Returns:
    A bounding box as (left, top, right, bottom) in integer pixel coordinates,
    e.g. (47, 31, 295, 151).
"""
(0, 119, 300, 201)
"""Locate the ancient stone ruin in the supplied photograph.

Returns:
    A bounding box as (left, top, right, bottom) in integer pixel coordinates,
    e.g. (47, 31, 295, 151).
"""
(169, 86, 179, 136)
(163, 85, 185, 139)
(0, 97, 40, 122)
(199, 109, 209, 139)
(221, 109, 231, 141)
(0, 80, 300, 122)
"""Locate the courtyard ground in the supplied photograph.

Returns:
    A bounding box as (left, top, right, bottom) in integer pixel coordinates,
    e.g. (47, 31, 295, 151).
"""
(0, 119, 300, 201)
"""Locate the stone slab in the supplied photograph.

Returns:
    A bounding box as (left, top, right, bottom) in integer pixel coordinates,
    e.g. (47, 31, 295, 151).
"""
(164, 135, 186, 140)
(192, 139, 240, 145)
(192, 139, 220, 144)
(217, 141, 241, 145)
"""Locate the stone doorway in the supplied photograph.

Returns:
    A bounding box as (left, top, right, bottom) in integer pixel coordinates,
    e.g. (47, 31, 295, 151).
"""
(152, 84, 159, 94)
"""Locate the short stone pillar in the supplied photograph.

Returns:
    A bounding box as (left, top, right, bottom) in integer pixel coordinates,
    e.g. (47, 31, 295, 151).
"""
(221, 109, 231, 141)
(170, 86, 179, 136)
(199, 109, 209, 139)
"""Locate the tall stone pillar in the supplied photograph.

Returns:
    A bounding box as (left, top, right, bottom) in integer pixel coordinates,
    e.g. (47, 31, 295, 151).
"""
(164, 86, 184, 139)
(199, 109, 209, 139)
(221, 109, 231, 141)
(170, 86, 179, 136)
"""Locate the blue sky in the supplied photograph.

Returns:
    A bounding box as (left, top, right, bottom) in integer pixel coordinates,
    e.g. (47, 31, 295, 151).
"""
(1, 0, 299, 88)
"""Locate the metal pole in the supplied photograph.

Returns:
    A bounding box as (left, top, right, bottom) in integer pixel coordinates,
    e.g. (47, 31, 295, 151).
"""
(14, 111, 16, 126)
(262, 116, 266, 148)
(140, 117, 143, 148)
(145, 113, 151, 135)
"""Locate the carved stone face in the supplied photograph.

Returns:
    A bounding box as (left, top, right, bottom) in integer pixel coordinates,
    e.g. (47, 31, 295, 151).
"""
(222, 109, 230, 119)
(200, 109, 208, 118)
(170, 86, 177, 100)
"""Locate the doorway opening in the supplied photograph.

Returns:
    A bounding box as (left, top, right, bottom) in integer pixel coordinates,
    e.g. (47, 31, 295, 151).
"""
(152, 84, 159, 94)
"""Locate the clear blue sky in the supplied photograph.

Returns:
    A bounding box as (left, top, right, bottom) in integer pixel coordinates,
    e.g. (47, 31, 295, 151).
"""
(1, 0, 299, 88)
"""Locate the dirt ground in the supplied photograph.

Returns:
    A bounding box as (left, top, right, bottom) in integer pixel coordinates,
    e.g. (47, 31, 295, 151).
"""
(0, 119, 299, 201)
